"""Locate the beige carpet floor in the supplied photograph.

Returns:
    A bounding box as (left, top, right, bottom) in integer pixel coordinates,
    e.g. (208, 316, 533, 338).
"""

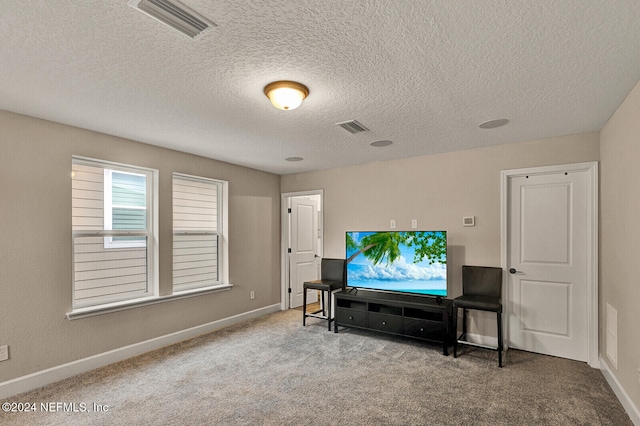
(0, 309, 632, 425)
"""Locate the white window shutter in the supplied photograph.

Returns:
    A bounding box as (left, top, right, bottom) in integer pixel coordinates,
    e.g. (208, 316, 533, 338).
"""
(172, 174, 222, 291)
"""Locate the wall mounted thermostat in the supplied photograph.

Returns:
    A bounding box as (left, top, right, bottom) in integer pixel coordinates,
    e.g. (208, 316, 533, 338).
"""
(463, 216, 475, 227)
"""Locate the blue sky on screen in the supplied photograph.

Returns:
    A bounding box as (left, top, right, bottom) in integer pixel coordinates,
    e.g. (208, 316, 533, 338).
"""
(347, 232, 446, 282)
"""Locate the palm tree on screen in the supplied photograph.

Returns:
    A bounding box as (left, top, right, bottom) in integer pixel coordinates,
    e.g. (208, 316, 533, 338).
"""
(346, 231, 446, 265)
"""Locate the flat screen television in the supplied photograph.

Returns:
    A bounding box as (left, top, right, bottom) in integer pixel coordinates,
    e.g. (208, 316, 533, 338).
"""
(345, 231, 447, 297)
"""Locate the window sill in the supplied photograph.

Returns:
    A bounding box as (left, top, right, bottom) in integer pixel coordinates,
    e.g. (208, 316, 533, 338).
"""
(66, 284, 233, 320)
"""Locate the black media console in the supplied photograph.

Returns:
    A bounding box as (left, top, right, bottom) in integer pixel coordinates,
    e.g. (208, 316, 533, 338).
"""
(334, 289, 453, 355)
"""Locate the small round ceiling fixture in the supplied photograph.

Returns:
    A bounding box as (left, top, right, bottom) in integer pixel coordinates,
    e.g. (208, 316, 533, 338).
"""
(264, 81, 309, 110)
(479, 118, 509, 129)
(370, 140, 393, 148)
(285, 157, 304, 162)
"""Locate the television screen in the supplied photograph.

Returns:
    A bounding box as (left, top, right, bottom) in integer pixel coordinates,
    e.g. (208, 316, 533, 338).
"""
(345, 231, 447, 297)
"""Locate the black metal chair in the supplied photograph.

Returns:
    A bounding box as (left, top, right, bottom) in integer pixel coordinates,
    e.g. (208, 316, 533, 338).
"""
(302, 258, 346, 331)
(452, 265, 504, 367)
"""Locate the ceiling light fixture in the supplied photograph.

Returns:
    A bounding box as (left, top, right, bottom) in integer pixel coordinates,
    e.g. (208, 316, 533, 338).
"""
(264, 81, 309, 110)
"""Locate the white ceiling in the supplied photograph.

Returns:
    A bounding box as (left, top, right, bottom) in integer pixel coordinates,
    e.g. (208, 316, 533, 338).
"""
(1, 1, 640, 175)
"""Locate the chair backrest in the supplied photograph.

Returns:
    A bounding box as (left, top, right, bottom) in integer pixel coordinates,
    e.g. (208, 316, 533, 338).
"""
(321, 258, 346, 285)
(462, 265, 503, 299)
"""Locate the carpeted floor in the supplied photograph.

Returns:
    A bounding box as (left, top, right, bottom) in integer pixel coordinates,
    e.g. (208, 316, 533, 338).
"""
(0, 309, 632, 425)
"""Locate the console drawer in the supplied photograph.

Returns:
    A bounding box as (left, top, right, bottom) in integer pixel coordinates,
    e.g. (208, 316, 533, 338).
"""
(368, 312, 403, 334)
(404, 318, 444, 340)
(336, 308, 367, 328)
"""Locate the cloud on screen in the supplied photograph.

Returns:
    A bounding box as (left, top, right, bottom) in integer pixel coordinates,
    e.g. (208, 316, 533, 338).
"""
(350, 256, 445, 281)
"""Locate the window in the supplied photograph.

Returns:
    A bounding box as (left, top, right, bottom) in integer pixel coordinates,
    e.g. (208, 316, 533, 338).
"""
(103, 169, 147, 248)
(172, 173, 226, 292)
(71, 157, 157, 309)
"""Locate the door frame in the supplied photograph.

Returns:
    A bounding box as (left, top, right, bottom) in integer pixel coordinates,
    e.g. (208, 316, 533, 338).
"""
(280, 189, 324, 310)
(500, 161, 598, 368)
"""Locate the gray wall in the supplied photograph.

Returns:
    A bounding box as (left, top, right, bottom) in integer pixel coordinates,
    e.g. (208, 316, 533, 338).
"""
(601, 79, 640, 408)
(281, 133, 600, 338)
(0, 110, 281, 382)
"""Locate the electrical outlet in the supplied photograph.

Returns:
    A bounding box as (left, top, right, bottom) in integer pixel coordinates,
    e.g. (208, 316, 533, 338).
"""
(411, 219, 418, 229)
(250, 291, 255, 300)
(0, 345, 8, 362)
(390, 219, 396, 229)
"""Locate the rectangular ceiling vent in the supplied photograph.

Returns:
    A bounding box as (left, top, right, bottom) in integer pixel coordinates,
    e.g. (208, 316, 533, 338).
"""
(336, 120, 369, 134)
(128, 0, 217, 40)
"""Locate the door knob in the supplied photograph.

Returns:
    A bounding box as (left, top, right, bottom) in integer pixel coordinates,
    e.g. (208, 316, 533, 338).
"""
(509, 268, 523, 274)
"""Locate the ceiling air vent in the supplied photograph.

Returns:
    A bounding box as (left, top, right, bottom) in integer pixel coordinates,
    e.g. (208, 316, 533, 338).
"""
(336, 120, 369, 134)
(128, 0, 217, 40)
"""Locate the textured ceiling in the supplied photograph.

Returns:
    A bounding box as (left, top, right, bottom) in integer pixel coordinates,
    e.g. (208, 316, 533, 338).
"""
(1, 1, 640, 175)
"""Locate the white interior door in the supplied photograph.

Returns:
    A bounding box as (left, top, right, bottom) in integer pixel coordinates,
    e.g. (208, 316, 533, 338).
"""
(289, 197, 319, 308)
(506, 165, 595, 362)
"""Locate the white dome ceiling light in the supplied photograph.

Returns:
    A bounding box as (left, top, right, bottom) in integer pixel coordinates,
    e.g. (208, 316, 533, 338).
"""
(264, 81, 309, 110)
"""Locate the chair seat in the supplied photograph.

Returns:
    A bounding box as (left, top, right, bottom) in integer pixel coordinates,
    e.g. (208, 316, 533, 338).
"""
(303, 279, 343, 292)
(453, 294, 502, 313)
(302, 258, 346, 332)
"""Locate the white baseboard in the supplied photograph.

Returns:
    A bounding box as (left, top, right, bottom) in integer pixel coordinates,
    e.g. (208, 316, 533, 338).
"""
(600, 356, 640, 425)
(462, 332, 499, 348)
(0, 304, 281, 400)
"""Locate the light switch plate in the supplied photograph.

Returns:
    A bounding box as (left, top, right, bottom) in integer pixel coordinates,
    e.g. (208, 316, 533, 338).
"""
(0, 345, 8, 362)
